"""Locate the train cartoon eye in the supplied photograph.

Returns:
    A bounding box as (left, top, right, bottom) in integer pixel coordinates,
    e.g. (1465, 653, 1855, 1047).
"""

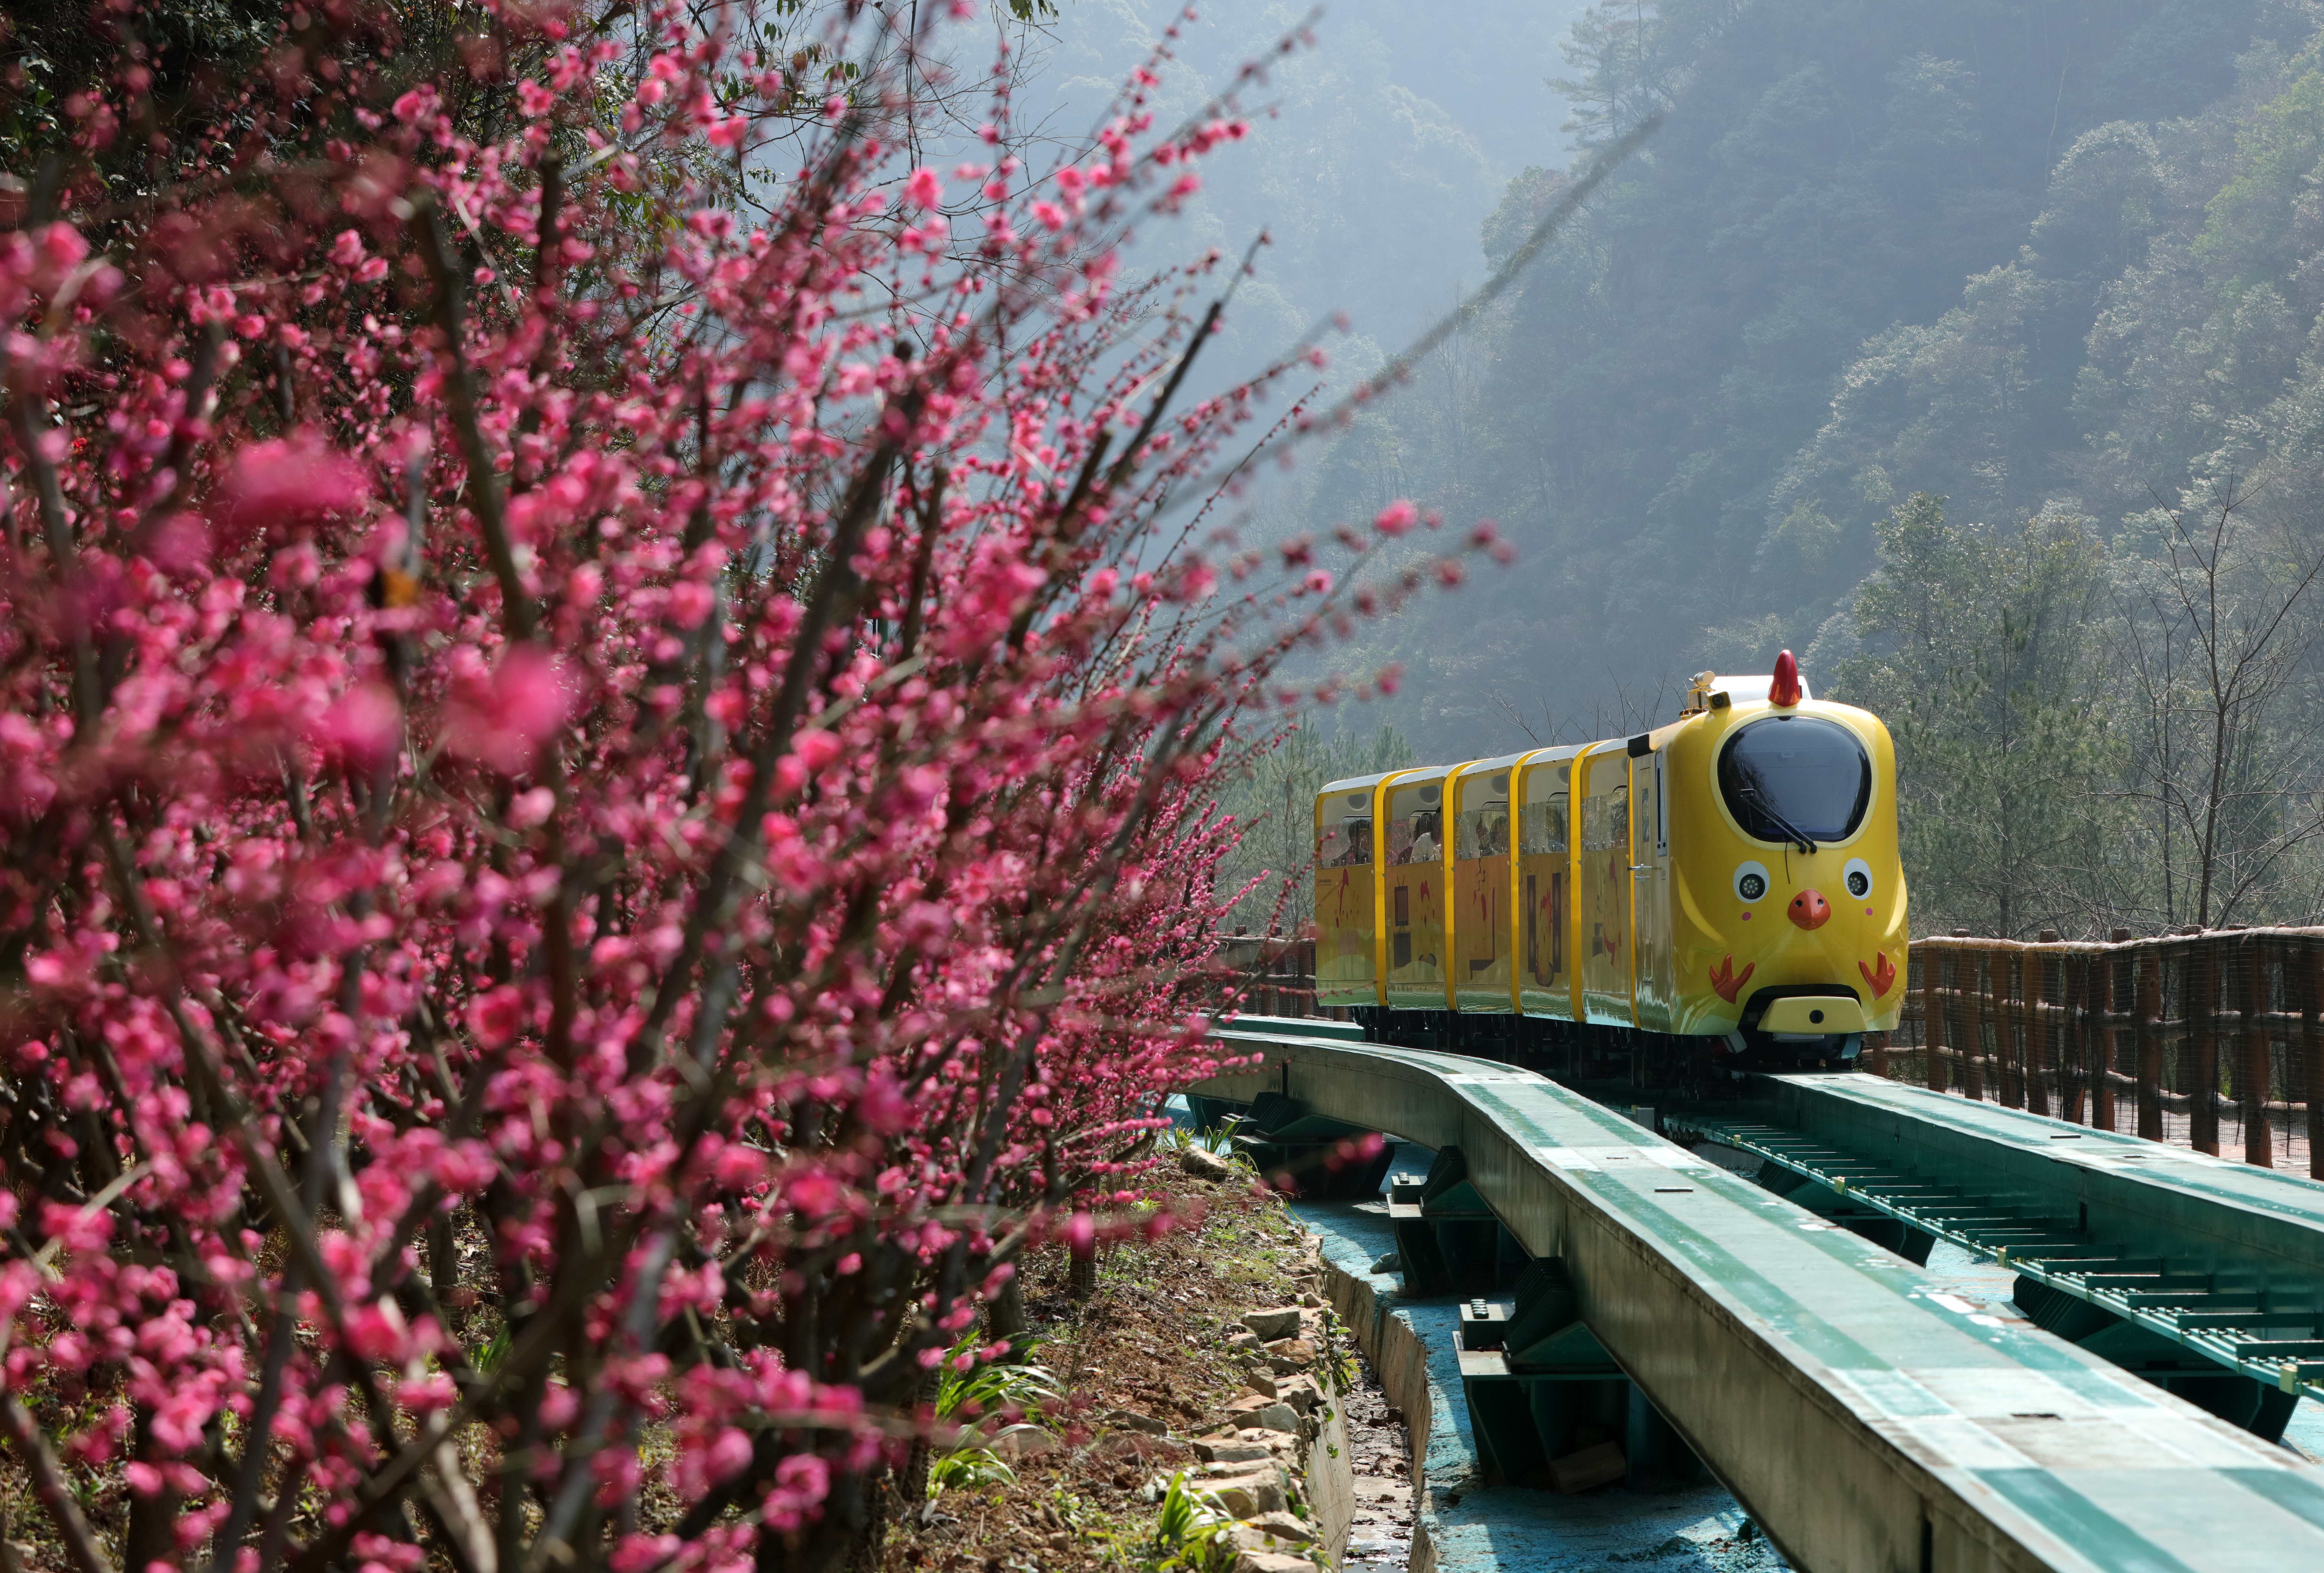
(1843, 858, 1874, 901)
(1733, 861, 1770, 903)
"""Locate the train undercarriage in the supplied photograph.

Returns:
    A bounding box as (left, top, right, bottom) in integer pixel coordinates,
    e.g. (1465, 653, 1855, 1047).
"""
(1347, 1005, 1862, 1103)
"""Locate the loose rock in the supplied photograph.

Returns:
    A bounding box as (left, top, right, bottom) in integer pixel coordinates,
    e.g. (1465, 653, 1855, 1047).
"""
(1273, 1375, 1321, 1414)
(1203, 1467, 1288, 1516)
(1242, 1511, 1316, 1545)
(1180, 1146, 1235, 1183)
(1193, 1438, 1275, 1464)
(1090, 1430, 1159, 1459)
(1264, 1337, 1316, 1373)
(1234, 1552, 1316, 1573)
(1242, 1306, 1303, 1341)
(991, 1424, 1059, 1461)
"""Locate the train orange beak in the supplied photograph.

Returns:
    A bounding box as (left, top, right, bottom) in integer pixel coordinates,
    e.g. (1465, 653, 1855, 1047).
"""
(1787, 888, 1831, 930)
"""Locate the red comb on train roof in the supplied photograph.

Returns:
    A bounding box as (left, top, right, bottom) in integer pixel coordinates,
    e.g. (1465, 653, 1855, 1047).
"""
(1769, 650, 1802, 708)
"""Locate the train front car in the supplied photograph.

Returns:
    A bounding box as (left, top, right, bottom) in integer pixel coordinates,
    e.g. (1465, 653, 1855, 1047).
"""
(1660, 653, 1908, 1066)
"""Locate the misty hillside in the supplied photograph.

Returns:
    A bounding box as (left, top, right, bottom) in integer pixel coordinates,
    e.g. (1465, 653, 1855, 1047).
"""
(1192, 0, 2324, 934)
(1030, 0, 1595, 381)
(1301, 1, 2298, 748)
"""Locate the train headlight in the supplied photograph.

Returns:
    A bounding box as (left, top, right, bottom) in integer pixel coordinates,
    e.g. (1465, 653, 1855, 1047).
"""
(1843, 858, 1874, 901)
(1733, 861, 1770, 903)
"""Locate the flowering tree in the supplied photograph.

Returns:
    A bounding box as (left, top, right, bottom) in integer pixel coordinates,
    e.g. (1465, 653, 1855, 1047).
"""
(0, 4, 1491, 1571)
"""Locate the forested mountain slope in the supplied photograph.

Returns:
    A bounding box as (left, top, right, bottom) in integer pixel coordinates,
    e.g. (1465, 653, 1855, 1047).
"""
(1281, 0, 2324, 933)
(1344, 0, 2304, 756)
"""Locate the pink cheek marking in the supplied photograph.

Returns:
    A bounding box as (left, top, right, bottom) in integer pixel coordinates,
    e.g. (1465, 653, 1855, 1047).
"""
(1865, 908, 1875, 917)
(1740, 912, 1752, 920)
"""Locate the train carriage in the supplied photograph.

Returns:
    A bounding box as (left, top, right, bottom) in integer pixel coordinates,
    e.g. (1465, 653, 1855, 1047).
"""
(1313, 653, 1908, 1068)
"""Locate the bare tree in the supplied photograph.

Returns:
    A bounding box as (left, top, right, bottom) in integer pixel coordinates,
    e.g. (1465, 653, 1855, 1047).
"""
(1484, 666, 1684, 747)
(2114, 468, 2324, 926)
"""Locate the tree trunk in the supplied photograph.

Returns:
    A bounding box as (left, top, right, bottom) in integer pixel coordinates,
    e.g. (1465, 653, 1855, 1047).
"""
(985, 1274, 1027, 1359)
(896, 1366, 944, 1516)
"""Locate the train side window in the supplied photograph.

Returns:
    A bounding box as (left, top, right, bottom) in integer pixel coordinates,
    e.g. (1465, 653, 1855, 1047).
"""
(1455, 770, 1511, 860)
(1583, 779, 1629, 851)
(1315, 795, 1375, 868)
(1520, 764, 1569, 854)
(1387, 779, 1445, 865)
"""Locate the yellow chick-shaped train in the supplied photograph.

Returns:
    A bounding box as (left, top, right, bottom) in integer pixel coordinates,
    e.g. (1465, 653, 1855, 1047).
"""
(1311, 653, 1907, 1070)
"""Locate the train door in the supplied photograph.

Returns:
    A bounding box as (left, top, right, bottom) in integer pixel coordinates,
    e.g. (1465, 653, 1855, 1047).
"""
(1381, 770, 1450, 1009)
(1451, 757, 1521, 1013)
(1514, 750, 1575, 1018)
(1579, 747, 1634, 1025)
(1313, 772, 1399, 1009)
(1631, 748, 1676, 1030)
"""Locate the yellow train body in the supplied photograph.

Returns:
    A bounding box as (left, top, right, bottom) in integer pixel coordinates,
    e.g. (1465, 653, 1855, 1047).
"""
(1312, 666, 1908, 1058)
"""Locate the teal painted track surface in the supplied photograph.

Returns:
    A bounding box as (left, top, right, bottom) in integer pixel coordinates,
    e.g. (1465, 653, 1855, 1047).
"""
(1673, 1073, 2324, 1409)
(1193, 1025, 2324, 1573)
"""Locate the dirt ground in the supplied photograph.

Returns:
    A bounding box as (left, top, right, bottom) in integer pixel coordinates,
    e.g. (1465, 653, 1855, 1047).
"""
(0, 1165, 1403, 1573)
(880, 1167, 1412, 1573)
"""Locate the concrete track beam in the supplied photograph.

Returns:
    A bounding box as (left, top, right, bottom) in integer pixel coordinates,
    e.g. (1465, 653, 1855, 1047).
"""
(1192, 1027, 2324, 1573)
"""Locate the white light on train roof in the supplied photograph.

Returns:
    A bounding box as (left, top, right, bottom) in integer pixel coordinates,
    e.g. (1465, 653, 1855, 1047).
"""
(1714, 666, 1813, 704)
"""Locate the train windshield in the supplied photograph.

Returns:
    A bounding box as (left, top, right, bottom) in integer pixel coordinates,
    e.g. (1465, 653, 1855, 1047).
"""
(1717, 716, 1871, 843)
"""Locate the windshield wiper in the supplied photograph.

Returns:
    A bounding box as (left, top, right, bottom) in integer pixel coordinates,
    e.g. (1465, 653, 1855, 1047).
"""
(1740, 785, 1818, 855)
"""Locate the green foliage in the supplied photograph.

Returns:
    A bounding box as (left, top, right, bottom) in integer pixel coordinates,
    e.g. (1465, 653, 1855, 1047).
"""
(927, 1447, 1017, 1495)
(935, 1342, 1065, 1426)
(1837, 495, 2128, 935)
(1141, 1472, 1236, 1573)
(474, 1324, 513, 1375)
(2195, 46, 2324, 277)
(1160, 1113, 1260, 1169)
(1315, 1307, 1359, 1395)
(0, 0, 280, 168)
(923, 1337, 1066, 1497)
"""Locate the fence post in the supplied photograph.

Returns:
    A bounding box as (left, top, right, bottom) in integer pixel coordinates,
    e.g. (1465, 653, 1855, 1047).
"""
(1922, 943, 1946, 1093)
(2137, 950, 2163, 1141)
(1998, 947, 2021, 1109)
(2090, 946, 2108, 1125)
(2240, 936, 2274, 1168)
(2024, 945, 2051, 1117)
(1962, 947, 1987, 1102)
(1991, 947, 2012, 1106)
(2096, 930, 2131, 1132)
(2189, 943, 2220, 1156)
(2073, 953, 2091, 1125)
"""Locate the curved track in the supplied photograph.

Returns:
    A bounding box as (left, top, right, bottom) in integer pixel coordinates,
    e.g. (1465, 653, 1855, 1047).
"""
(1192, 1023, 2324, 1573)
